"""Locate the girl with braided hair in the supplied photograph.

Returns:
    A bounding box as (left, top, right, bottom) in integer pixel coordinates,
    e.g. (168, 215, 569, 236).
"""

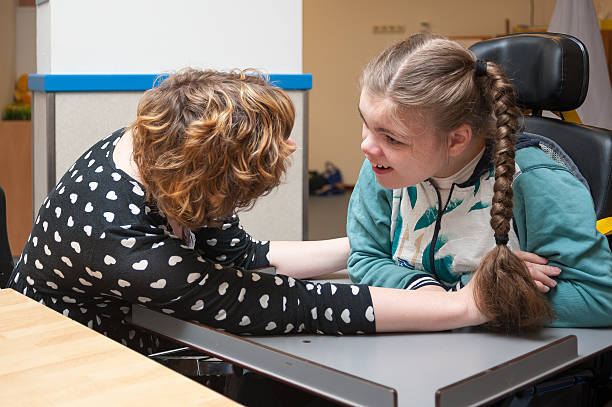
(348, 34, 612, 331)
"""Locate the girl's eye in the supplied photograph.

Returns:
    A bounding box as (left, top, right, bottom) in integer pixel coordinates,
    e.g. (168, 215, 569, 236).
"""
(385, 135, 402, 145)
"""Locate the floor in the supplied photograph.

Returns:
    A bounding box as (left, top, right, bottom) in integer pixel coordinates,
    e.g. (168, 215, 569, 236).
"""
(307, 192, 351, 240)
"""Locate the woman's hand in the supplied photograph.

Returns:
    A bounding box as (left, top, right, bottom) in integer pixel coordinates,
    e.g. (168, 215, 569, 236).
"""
(458, 278, 490, 326)
(513, 250, 561, 293)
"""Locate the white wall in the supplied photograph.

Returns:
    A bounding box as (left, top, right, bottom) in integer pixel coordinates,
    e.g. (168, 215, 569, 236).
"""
(38, 0, 302, 74)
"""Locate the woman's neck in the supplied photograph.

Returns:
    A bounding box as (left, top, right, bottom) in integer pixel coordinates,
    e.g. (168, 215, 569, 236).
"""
(112, 128, 143, 184)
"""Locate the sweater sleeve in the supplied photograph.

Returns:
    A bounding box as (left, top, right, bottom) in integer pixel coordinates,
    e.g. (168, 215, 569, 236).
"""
(513, 151, 612, 327)
(347, 160, 443, 289)
(94, 224, 375, 335)
(193, 214, 270, 270)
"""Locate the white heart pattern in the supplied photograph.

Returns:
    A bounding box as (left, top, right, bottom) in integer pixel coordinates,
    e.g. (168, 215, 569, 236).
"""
(150, 279, 166, 289)
(70, 241, 81, 253)
(265, 322, 276, 331)
(239, 316, 251, 326)
(55, 207, 61, 218)
(187, 273, 201, 283)
(85, 267, 102, 279)
(191, 300, 204, 311)
(111, 172, 121, 181)
(259, 294, 269, 309)
(238, 288, 246, 302)
(168, 256, 182, 266)
(106, 191, 117, 200)
(44, 245, 51, 255)
(54, 231, 61, 242)
(214, 309, 227, 321)
(132, 260, 148, 270)
(132, 185, 144, 196)
(67, 216, 74, 227)
(218, 282, 229, 295)
(104, 255, 116, 265)
(118, 279, 131, 287)
(351, 285, 360, 295)
(70, 193, 78, 204)
(89, 182, 98, 191)
(324, 308, 333, 321)
(365, 306, 374, 322)
(61, 256, 72, 267)
(79, 278, 92, 287)
(129, 204, 140, 215)
(206, 238, 217, 246)
(83, 225, 92, 236)
(35, 259, 43, 269)
(103, 212, 115, 222)
(84, 202, 93, 212)
(121, 237, 136, 248)
(230, 238, 240, 246)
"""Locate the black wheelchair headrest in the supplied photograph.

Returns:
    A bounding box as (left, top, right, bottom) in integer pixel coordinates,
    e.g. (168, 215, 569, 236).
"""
(469, 33, 589, 112)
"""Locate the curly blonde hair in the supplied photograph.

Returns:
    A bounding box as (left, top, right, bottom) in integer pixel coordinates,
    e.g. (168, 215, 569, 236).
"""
(130, 68, 295, 229)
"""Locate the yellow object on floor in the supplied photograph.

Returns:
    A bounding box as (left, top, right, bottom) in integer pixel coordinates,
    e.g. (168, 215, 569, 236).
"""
(597, 217, 612, 235)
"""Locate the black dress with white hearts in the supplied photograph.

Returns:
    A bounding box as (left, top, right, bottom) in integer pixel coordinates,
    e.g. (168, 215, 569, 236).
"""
(8, 128, 375, 354)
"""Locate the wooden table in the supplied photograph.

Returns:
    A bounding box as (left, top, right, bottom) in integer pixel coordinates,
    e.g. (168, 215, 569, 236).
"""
(0, 288, 240, 407)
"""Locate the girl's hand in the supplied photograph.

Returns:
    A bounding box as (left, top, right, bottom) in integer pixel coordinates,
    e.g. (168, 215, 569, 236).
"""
(513, 250, 561, 293)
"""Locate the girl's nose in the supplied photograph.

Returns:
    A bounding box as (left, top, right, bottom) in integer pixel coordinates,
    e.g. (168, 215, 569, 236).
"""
(361, 130, 380, 157)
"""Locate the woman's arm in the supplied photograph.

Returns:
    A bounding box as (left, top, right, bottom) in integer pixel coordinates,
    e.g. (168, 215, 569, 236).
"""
(269, 237, 350, 278)
(371, 281, 487, 331)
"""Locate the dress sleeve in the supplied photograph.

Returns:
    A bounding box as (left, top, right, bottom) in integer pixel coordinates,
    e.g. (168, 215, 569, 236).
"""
(347, 160, 443, 290)
(95, 224, 375, 335)
(193, 214, 270, 270)
(512, 160, 612, 327)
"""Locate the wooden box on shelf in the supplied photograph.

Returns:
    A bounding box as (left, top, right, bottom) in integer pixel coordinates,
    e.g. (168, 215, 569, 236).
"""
(0, 120, 32, 257)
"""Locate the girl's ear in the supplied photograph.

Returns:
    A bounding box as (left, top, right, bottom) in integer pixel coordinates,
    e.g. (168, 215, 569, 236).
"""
(447, 124, 473, 157)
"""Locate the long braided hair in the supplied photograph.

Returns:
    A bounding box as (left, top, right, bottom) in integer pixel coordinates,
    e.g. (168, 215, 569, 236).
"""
(360, 34, 554, 331)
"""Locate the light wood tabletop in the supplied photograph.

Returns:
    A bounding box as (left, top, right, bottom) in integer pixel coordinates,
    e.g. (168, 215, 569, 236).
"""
(0, 288, 240, 407)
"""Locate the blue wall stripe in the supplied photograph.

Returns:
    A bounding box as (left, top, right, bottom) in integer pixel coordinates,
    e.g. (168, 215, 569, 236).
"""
(28, 73, 312, 92)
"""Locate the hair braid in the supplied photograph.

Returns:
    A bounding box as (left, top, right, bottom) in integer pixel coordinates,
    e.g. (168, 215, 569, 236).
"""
(472, 63, 554, 332)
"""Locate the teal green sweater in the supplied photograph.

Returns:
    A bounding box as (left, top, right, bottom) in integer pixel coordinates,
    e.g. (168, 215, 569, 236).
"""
(348, 146, 612, 327)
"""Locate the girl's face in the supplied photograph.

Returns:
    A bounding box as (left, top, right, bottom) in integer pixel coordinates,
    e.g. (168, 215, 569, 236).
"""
(359, 90, 451, 189)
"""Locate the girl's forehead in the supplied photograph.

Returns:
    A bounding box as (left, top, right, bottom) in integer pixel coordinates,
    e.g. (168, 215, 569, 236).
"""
(359, 90, 432, 137)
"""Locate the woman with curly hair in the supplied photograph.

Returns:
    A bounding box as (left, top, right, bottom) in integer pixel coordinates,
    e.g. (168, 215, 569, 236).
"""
(9, 68, 485, 354)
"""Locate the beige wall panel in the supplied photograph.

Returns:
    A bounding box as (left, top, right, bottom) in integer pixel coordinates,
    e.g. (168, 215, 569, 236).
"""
(304, 0, 557, 184)
(54, 92, 142, 180)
